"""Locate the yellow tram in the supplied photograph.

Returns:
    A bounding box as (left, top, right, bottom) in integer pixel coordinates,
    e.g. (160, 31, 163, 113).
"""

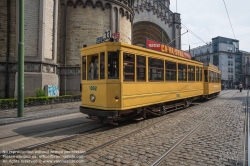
(203, 64, 221, 98)
(80, 42, 221, 124)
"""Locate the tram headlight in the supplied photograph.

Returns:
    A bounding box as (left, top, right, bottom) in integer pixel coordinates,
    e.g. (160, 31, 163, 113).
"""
(115, 96, 119, 102)
(90, 94, 96, 102)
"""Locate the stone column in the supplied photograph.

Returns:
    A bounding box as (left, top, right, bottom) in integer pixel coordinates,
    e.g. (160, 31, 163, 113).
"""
(173, 13, 181, 49)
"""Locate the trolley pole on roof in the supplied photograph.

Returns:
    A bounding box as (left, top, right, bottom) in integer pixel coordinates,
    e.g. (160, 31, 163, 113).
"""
(18, 0, 24, 117)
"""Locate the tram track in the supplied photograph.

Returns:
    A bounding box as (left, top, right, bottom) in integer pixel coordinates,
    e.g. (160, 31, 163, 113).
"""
(0, 90, 234, 164)
(150, 91, 240, 166)
(53, 106, 186, 166)
(243, 90, 249, 166)
(53, 91, 233, 166)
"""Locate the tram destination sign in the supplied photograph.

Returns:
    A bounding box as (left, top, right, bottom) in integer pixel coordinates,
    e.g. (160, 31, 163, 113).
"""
(145, 38, 191, 60)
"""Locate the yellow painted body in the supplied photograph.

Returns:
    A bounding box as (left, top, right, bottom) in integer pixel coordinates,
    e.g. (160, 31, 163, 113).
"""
(80, 42, 218, 112)
(203, 65, 221, 95)
(122, 82, 203, 109)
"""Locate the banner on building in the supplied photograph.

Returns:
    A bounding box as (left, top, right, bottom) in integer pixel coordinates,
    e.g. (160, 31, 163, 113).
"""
(145, 38, 191, 60)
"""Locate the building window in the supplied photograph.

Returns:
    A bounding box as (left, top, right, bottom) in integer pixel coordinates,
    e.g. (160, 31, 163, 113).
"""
(166, 61, 176, 81)
(137, 55, 146, 81)
(148, 58, 164, 81)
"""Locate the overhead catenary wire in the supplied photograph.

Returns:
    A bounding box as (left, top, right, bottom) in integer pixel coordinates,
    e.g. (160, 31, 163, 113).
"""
(222, 0, 236, 39)
(182, 41, 211, 45)
(181, 23, 208, 45)
(168, 30, 188, 45)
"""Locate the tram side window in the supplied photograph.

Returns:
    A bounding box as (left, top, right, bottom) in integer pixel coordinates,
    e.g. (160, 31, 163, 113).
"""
(211, 72, 214, 83)
(204, 70, 208, 82)
(148, 58, 164, 81)
(166, 61, 176, 81)
(123, 53, 135, 81)
(178, 64, 187, 81)
(199, 67, 202, 81)
(208, 71, 211, 82)
(196, 67, 199, 82)
(88, 54, 98, 80)
(82, 56, 86, 80)
(108, 52, 119, 79)
(188, 65, 195, 81)
(100, 52, 105, 79)
(137, 55, 146, 81)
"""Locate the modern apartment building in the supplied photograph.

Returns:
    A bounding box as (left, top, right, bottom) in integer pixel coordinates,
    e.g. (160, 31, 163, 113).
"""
(241, 51, 250, 86)
(190, 36, 242, 89)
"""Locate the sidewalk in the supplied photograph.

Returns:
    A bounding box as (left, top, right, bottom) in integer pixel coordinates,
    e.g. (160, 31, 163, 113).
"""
(0, 102, 81, 125)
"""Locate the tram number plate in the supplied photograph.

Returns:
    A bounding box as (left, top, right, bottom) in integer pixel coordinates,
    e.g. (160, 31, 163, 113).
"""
(90, 86, 97, 91)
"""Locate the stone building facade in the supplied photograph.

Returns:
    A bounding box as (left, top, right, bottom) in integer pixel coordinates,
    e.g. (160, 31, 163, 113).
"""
(0, 0, 180, 98)
(133, 0, 181, 49)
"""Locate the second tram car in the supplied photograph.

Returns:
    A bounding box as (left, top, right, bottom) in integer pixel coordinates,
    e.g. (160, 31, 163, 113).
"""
(80, 42, 221, 124)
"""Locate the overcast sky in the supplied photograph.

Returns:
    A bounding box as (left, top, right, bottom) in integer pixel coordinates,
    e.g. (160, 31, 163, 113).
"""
(170, 0, 250, 52)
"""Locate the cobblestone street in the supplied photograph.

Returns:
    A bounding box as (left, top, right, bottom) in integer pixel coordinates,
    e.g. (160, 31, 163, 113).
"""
(80, 90, 246, 166)
(0, 90, 247, 166)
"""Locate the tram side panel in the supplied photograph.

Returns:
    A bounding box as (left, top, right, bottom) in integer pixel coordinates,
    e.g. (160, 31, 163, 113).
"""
(81, 83, 121, 109)
(121, 82, 204, 110)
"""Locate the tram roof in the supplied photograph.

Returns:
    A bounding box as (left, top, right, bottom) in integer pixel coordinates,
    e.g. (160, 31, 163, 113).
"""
(81, 42, 204, 66)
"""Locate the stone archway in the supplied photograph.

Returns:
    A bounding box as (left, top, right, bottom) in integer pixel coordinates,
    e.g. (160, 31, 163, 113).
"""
(132, 21, 171, 47)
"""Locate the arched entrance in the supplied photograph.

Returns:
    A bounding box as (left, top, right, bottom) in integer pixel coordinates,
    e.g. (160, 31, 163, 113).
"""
(132, 21, 171, 47)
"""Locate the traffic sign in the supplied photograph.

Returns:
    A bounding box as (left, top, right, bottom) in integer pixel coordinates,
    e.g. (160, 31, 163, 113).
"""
(96, 30, 120, 44)
(103, 29, 111, 41)
(112, 32, 120, 40)
(96, 37, 103, 44)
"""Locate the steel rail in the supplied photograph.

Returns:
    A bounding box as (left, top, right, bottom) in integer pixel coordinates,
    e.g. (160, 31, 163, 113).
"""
(53, 106, 192, 166)
(151, 91, 238, 166)
(54, 91, 228, 166)
(243, 90, 249, 166)
(248, 89, 250, 166)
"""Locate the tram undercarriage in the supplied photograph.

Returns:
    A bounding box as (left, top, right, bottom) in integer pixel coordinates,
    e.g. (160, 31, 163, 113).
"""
(81, 94, 218, 125)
